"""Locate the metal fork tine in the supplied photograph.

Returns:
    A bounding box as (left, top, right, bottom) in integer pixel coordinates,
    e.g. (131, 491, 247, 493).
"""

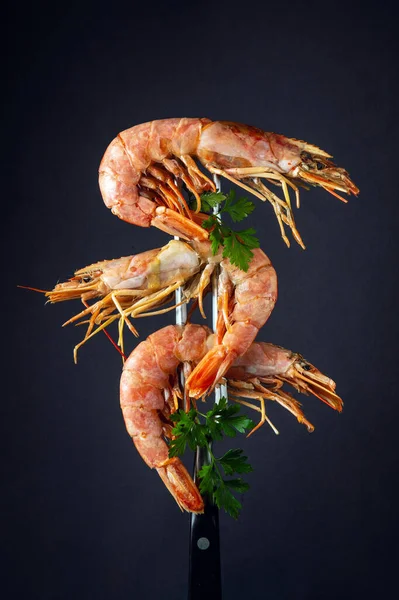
(187, 174, 223, 599)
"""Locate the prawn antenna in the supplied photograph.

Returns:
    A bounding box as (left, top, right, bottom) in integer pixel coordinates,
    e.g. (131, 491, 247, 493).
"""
(102, 327, 127, 360)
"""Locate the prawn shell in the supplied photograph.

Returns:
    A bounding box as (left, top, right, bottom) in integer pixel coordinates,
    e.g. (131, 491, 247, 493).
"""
(124, 340, 169, 388)
(227, 343, 295, 379)
(197, 121, 276, 169)
(120, 371, 165, 410)
(232, 266, 278, 328)
(175, 324, 211, 363)
(123, 407, 163, 438)
(148, 325, 182, 373)
(133, 435, 170, 469)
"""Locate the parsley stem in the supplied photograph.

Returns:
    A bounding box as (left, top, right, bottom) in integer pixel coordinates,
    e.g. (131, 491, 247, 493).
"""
(203, 439, 224, 486)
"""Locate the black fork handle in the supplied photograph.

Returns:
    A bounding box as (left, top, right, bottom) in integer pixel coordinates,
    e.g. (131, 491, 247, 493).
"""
(188, 446, 222, 599)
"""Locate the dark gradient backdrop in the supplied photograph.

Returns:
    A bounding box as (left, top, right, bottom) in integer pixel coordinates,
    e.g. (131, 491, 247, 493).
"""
(4, 2, 399, 599)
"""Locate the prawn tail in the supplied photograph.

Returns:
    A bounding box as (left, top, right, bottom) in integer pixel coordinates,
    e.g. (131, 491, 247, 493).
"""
(152, 206, 209, 241)
(156, 458, 204, 513)
(185, 345, 237, 399)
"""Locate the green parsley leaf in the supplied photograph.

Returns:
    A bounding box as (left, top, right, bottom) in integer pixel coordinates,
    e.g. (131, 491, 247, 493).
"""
(168, 432, 187, 458)
(198, 463, 219, 496)
(221, 228, 260, 271)
(221, 190, 255, 222)
(224, 478, 250, 493)
(234, 228, 260, 249)
(168, 408, 207, 456)
(202, 214, 217, 230)
(200, 190, 259, 272)
(167, 400, 254, 519)
(218, 448, 254, 476)
(199, 463, 248, 520)
(201, 191, 227, 211)
(209, 223, 224, 256)
(203, 414, 224, 442)
(205, 398, 255, 439)
(214, 483, 242, 520)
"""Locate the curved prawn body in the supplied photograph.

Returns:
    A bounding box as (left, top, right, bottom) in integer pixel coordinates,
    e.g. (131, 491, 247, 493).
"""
(185, 244, 277, 398)
(120, 324, 211, 513)
(99, 118, 359, 247)
(37, 239, 276, 368)
(37, 240, 207, 361)
(120, 324, 342, 512)
(99, 118, 214, 242)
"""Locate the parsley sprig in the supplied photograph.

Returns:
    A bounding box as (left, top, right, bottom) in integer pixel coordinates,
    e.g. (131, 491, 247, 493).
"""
(168, 397, 255, 519)
(200, 190, 260, 272)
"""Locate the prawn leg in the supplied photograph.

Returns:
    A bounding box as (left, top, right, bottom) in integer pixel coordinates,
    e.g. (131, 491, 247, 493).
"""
(207, 163, 305, 248)
(205, 163, 267, 202)
(204, 163, 302, 248)
(146, 164, 192, 217)
(249, 178, 305, 248)
(227, 391, 276, 436)
(228, 382, 315, 434)
(221, 166, 301, 210)
(162, 159, 202, 213)
(180, 155, 216, 204)
(196, 262, 215, 319)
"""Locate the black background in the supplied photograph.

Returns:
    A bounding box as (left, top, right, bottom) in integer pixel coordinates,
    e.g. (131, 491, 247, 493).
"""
(4, 1, 399, 598)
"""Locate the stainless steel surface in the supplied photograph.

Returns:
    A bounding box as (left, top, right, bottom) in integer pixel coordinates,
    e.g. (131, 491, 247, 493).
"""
(173, 174, 223, 598)
(212, 174, 228, 404)
(174, 235, 188, 327)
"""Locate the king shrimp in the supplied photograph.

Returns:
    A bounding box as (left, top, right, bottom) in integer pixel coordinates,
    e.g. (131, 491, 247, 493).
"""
(99, 118, 359, 247)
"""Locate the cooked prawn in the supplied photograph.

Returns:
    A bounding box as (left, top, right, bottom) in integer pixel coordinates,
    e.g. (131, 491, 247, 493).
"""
(22, 240, 213, 361)
(185, 244, 277, 398)
(120, 324, 210, 513)
(226, 341, 343, 435)
(25, 239, 276, 370)
(99, 118, 359, 247)
(120, 324, 342, 512)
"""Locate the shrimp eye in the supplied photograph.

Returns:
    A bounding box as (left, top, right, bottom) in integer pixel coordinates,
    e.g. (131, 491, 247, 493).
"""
(81, 276, 92, 283)
(299, 360, 312, 371)
(316, 161, 324, 170)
